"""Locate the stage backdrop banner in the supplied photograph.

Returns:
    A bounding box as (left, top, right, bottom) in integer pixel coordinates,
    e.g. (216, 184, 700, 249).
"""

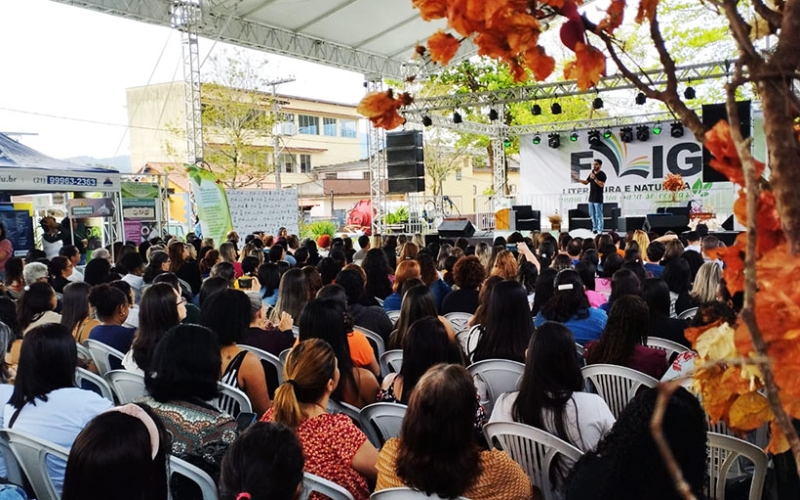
(188, 165, 233, 246)
(519, 129, 735, 215)
(226, 189, 299, 238)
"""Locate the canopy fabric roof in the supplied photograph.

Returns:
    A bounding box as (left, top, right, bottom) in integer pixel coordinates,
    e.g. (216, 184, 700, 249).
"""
(48, 0, 476, 79)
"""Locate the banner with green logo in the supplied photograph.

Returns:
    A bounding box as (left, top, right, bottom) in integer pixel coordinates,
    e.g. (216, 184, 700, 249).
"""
(187, 165, 232, 245)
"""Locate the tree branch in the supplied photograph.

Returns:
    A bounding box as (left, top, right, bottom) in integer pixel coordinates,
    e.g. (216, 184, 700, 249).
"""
(650, 381, 698, 500)
(751, 0, 783, 32)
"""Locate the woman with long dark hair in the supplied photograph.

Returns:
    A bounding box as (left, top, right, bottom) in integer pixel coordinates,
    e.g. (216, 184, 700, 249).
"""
(417, 251, 450, 312)
(257, 262, 281, 309)
(124, 283, 187, 375)
(391, 285, 455, 350)
(168, 241, 202, 296)
(298, 298, 379, 408)
(642, 278, 690, 347)
(598, 268, 641, 313)
(363, 248, 394, 301)
(375, 364, 532, 500)
(17, 282, 61, 335)
(3, 257, 24, 298)
(491, 322, 614, 454)
(595, 252, 623, 296)
(470, 275, 503, 327)
(661, 257, 695, 317)
(472, 280, 533, 363)
(535, 270, 607, 345)
(49, 256, 74, 294)
(585, 295, 668, 379)
(61, 282, 101, 344)
(269, 268, 307, 324)
(530, 268, 558, 317)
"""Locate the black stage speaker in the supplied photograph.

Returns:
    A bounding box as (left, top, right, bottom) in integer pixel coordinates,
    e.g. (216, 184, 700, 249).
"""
(702, 101, 751, 183)
(386, 130, 425, 194)
(620, 216, 647, 232)
(424, 234, 440, 247)
(721, 214, 735, 231)
(644, 214, 690, 236)
(437, 219, 475, 238)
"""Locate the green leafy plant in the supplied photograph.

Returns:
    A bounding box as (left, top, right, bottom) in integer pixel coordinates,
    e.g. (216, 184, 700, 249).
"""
(691, 178, 713, 197)
(303, 220, 337, 240)
(384, 206, 409, 225)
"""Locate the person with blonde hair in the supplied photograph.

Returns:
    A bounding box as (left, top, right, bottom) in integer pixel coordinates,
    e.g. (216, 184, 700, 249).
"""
(632, 230, 650, 253)
(490, 249, 518, 281)
(263, 339, 378, 500)
(475, 242, 492, 269)
(690, 261, 722, 304)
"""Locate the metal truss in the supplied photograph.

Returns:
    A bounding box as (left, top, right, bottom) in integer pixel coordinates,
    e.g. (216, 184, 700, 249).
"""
(406, 60, 733, 113)
(509, 111, 686, 135)
(366, 77, 387, 236)
(491, 107, 507, 199)
(48, 0, 406, 79)
(403, 114, 498, 136)
(172, 1, 205, 165)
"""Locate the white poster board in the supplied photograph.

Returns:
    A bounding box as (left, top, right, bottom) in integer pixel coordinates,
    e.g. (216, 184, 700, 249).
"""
(226, 189, 300, 237)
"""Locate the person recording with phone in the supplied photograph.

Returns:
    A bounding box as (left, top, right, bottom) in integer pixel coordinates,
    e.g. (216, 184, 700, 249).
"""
(573, 159, 607, 234)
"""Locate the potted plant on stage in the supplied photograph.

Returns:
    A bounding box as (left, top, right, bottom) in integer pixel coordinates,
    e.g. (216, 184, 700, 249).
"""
(549, 213, 562, 232)
(662, 173, 687, 201)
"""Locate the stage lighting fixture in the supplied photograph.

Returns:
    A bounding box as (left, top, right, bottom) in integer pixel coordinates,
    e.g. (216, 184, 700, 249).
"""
(531, 104, 542, 116)
(671, 121, 685, 138)
(635, 92, 646, 105)
(548, 133, 561, 149)
(684, 86, 696, 100)
(592, 97, 604, 110)
(570, 131, 579, 142)
(504, 137, 512, 147)
(620, 127, 633, 143)
(453, 111, 462, 124)
(603, 127, 612, 139)
(551, 103, 562, 115)
(653, 123, 662, 135)
(422, 115, 433, 127)
(588, 129, 601, 145)
(489, 108, 499, 121)
(636, 124, 650, 141)
(533, 134, 541, 145)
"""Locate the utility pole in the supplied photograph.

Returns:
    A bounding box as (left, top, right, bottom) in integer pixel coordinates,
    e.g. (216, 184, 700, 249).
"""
(266, 77, 295, 189)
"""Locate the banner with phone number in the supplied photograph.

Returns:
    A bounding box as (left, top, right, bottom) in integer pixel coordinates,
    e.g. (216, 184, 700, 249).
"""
(0, 168, 119, 192)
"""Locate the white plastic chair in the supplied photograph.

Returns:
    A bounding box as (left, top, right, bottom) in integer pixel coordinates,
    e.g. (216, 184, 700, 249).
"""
(3, 429, 69, 500)
(355, 325, 386, 360)
(444, 312, 473, 333)
(0, 431, 24, 486)
(75, 343, 91, 365)
(457, 325, 482, 361)
(217, 382, 252, 417)
(76, 367, 115, 402)
(291, 325, 300, 338)
(104, 369, 147, 404)
(380, 349, 403, 376)
(581, 364, 658, 419)
(707, 432, 768, 500)
(358, 402, 407, 448)
(483, 421, 583, 500)
(646, 337, 690, 359)
(302, 472, 355, 500)
(239, 344, 285, 385)
(574, 342, 585, 358)
(83, 339, 125, 376)
(678, 307, 699, 321)
(467, 359, 525, 416)
(371, 488, 471, 499)
(279, 348, 292, 365)
(170, 455, 219, 500)
(386, 310, 401, 325)
(327, 399, 362, 424)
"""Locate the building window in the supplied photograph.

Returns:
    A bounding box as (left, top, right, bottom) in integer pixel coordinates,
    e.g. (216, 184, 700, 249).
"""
(362, 171, 371, 180)
(298, 115, 318, 135)
(340, 119, 357, 138)
(325, 173, 337, 180)
(456, 169, 462, 181)
(279, 153, 296, 173)
(323, 117, 337, 137)
(300, 154, 312, 173)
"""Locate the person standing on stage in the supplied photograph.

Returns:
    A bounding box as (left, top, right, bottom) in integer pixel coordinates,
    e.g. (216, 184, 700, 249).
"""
(575, 159, 607, 234)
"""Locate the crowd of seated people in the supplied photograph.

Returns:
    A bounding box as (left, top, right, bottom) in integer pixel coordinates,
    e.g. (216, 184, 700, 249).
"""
(0, 224, 755, 499)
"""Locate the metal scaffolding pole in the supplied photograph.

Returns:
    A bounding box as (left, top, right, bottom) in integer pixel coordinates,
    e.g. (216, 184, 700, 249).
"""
(366, 75, 387, 236)
(172, 0, 204, 165)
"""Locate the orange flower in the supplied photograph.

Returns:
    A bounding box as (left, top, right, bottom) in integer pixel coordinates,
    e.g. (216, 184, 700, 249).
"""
(704, 120, 766, 185)
(732, 190, 784, 255)
(718, 240, 745, 293)
(412, 0, 448, 20)
(508, 59, 528, 83)
(475, 30, 512, 59)
(448, 0, 485, 37)
(427, 30, 461, 65)
(564, 42, 606, 90)
(356, 89, 411, 131)
(524, 45, 556, 81)
(728, 392, 773, 431)
(598, 0, 626, 33)
(768, 420, 790, 454)
(495, 11, 541, 54)
(635, 0, 659, 23)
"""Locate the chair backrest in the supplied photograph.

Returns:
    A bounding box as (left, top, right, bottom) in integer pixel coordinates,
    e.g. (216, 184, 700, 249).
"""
(291, 325, 300, 338)
(581, 364, 658, 419)
(75, 343, 91, 365)
(83, 339, 125, 376)
(358, 402, 407, 448)
(467, 358, 525, 416)
(327, 399, 362, 424)
(483, 421, 583, 500)
(303, 472, 355, 500)
(456, 325, 482, 361)
(279, 348, 292, 365)
(217, 382, 252, 417)
(239, 344, 284, 399)
(386, 310, 401, 325)
(678, 307, 699, 321)
(574, 342, 585, 358)
(444, 312, 473, 333)
(0, 431, 24, 486)
(371, 487, 471, 499)
(76, 367, 115, 402)
(707, 432, 768, 500)
(104, 369, 147, 404)
(3, 429, 69, 500)
(646, 337, 690, 359)
(355, 325, 386, 361)
(169, 455, 219, 500)
(379, 349, 404, 376)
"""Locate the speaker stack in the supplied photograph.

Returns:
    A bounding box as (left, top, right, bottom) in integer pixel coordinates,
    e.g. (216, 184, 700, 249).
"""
(437, 219, 476, 238)
(386, 131, 425, 193)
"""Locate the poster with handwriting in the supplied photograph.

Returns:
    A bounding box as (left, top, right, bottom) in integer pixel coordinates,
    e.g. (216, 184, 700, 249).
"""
(226, 189, 299, 237)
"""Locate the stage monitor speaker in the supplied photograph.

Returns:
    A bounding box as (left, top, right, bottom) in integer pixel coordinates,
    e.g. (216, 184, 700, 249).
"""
(437, 219, 475, 238)
(388, 178, 425, 194)
(703, 101, 751, 183)
(620, 216, 647, 232)
(386, 130, 423, 149)
(644, 214, 690, 236)
(424, 234, 440, 248)
(387, 163, 425, 179)
(721, 214, 734, 231)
